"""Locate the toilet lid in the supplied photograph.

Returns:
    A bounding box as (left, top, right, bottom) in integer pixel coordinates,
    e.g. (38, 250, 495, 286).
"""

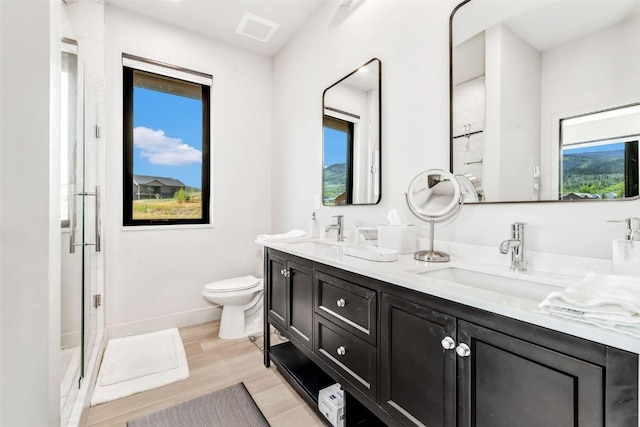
(204, 275, 261, 292)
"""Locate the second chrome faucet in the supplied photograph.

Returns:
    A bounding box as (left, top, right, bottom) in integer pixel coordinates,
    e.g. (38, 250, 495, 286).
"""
(325, 215, 344, 242)
(499, 222, 527, 272)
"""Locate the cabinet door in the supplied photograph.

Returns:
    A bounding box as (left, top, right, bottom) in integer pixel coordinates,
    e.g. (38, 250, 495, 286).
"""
(288, 261, 313, 349)
(457, 320, 604, 427)
(266, 253, 287, 328)
(380, 294, 457, 427)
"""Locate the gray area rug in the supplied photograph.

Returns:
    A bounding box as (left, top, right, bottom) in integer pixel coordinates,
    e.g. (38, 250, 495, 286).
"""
(127, 383, 270, 427)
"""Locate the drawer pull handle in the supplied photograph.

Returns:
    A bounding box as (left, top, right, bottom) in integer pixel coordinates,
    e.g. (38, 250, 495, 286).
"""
(336, 346, 347, 356)
(336, 298, 346, 308)
(456, 343, 471, 358)
(441, 336, 456, 350)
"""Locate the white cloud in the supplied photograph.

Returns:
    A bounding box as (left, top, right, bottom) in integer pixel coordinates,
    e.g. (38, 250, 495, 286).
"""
(133, 126, 202, 166)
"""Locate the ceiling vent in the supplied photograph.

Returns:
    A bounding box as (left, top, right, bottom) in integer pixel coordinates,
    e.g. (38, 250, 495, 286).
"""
(235, 12, 280, 43)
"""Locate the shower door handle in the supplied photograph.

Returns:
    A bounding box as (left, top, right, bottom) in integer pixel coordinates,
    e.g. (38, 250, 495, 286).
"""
(70, 185, 101, 253)
(94, 185, 101, 252)
(69, 184, 77, 254)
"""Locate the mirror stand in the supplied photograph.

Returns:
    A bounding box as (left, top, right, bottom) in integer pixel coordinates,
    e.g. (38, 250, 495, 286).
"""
(415, 220, 451, 262)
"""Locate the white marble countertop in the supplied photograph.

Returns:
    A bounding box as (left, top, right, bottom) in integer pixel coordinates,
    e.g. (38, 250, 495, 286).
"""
(259, 238, 640, 354)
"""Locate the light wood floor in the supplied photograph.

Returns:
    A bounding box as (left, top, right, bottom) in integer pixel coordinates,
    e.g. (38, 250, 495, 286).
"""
(82, 321, 326, 427)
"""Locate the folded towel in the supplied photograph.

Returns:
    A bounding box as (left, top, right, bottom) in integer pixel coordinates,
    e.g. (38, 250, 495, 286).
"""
(538, 272, 640, 337)
(256, 229, 307, 243)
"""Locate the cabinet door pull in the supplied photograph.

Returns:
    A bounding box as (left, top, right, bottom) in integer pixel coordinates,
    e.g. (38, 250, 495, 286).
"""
(456, 343, 471, 357)
(285, 269, 291, 278)
(336, 298, 346, 308)
(336, 346, 347, 356)
(441, 336, 456, 350)
(280, 269, 285, 276)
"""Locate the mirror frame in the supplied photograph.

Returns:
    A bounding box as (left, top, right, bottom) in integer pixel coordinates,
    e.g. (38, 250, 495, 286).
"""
(448, 0, 640, 204)
(322, 58, 382, 206)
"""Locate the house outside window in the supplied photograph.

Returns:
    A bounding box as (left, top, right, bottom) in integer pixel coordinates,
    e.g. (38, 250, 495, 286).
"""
(122, 54, 212, 226)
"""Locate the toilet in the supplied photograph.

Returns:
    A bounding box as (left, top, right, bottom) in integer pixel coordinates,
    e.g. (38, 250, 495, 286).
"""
(202, 275, 264, 340)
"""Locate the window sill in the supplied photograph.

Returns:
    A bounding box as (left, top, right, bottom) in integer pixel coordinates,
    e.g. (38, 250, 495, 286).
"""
(120, 222, 214, 232)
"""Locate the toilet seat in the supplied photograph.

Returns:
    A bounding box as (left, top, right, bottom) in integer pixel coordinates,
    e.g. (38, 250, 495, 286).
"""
(204, 275, 261, 293)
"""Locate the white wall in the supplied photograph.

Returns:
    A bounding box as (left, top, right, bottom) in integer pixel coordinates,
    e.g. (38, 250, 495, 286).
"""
(485, 24, 541, 202)
(104, 6, 272, 337)
(273, 0, 453, 237)
(0, 1, 60, 426)
(272, 0, 640, 260)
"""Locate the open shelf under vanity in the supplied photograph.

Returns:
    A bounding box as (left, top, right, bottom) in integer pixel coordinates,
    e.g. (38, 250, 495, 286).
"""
(269, 341, 385, 427)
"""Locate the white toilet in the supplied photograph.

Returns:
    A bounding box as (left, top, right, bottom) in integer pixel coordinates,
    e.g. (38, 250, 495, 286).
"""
(202, 275, 264, 340)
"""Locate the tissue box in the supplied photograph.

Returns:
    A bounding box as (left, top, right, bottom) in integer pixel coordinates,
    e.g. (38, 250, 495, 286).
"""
(318, 383, 345, 427)
(378, 224, 416, 254)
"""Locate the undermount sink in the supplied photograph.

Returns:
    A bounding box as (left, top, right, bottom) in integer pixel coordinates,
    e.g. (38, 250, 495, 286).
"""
(287, 240, 398, 262)
(417, 267, 565, 300)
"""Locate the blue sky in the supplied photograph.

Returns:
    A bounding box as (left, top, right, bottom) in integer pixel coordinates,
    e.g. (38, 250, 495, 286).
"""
(564, 142, 624, 155)
(323, 127, 347, 167)
(133, 87, 202, 189)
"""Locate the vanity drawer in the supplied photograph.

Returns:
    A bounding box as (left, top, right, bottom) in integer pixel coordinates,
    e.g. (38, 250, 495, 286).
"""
(315, 317, 377, 400)
(315, 271, 377, 345)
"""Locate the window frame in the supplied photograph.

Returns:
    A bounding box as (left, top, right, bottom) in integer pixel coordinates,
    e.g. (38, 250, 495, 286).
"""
(322, 113, 355, 205)
(122, 64, 211, 227)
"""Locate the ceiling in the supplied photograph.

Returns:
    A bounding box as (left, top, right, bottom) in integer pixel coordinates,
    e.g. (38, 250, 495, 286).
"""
(106, 0, 325, 57)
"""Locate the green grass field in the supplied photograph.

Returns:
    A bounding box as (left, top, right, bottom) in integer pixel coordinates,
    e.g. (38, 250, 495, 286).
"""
(133, 194, 202, 220)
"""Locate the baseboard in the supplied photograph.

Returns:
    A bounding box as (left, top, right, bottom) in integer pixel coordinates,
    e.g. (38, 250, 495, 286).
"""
(61, 331, 81, 349)
(106, 306, 222, 340)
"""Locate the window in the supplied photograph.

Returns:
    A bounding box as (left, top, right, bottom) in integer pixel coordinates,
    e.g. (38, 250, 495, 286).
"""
(323, 114, 355, 206)
(561, 139, 638, 199)
(560, 103, 640, 200)
(123, 55, 211, 226)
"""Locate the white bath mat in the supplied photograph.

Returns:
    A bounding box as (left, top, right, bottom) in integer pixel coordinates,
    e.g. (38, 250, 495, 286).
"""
(91, 328, 189, 406)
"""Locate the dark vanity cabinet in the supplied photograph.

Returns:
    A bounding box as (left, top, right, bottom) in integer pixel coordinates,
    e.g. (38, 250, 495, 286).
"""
(456, 320, 604, 427)
(265, 252, 314, 350)
(264, 248, 639, 427)
(380, 294, 457, 427)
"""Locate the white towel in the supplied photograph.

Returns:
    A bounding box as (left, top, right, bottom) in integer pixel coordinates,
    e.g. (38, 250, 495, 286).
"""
(538, 272, 640, 337)
(256, 229, 307, 243)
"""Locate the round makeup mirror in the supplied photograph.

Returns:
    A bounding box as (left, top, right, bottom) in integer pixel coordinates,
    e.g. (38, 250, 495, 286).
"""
(406, 169, 464, 262)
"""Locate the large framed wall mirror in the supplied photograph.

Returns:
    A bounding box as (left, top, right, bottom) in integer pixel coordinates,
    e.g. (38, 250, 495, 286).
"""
(450, 0, 640, 203)
(323, 58, 381, 206)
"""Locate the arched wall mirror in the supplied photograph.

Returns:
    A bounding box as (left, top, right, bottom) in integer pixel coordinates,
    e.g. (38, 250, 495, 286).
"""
(450, 0, 640, 203)
(323, 58, 381, 206)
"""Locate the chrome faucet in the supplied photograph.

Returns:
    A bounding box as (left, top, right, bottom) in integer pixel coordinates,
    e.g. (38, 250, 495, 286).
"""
(499, 222, 527, 272)
(325, 215, 344, 242)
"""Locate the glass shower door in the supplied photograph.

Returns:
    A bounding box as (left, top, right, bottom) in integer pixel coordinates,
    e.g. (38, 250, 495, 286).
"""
(81, 75, 103, 379)
(60, 41, 103, 426)
(60, 44, 82, 425)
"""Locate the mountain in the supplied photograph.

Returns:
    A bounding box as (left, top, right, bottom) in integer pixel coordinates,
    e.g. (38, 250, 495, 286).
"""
(323, 163, 346, 185)
(563, 149, 624, 176)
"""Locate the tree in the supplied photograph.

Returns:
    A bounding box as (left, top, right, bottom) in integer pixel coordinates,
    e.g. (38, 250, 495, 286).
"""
(174, 187, 191, 203)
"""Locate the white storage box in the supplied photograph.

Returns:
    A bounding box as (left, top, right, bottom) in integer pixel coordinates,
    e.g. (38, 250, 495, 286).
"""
(318, 383, 345, 427)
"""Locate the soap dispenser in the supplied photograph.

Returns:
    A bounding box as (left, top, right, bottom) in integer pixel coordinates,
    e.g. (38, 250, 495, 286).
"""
(308, 212, 320, 238)
(612, 217, 640, 276)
